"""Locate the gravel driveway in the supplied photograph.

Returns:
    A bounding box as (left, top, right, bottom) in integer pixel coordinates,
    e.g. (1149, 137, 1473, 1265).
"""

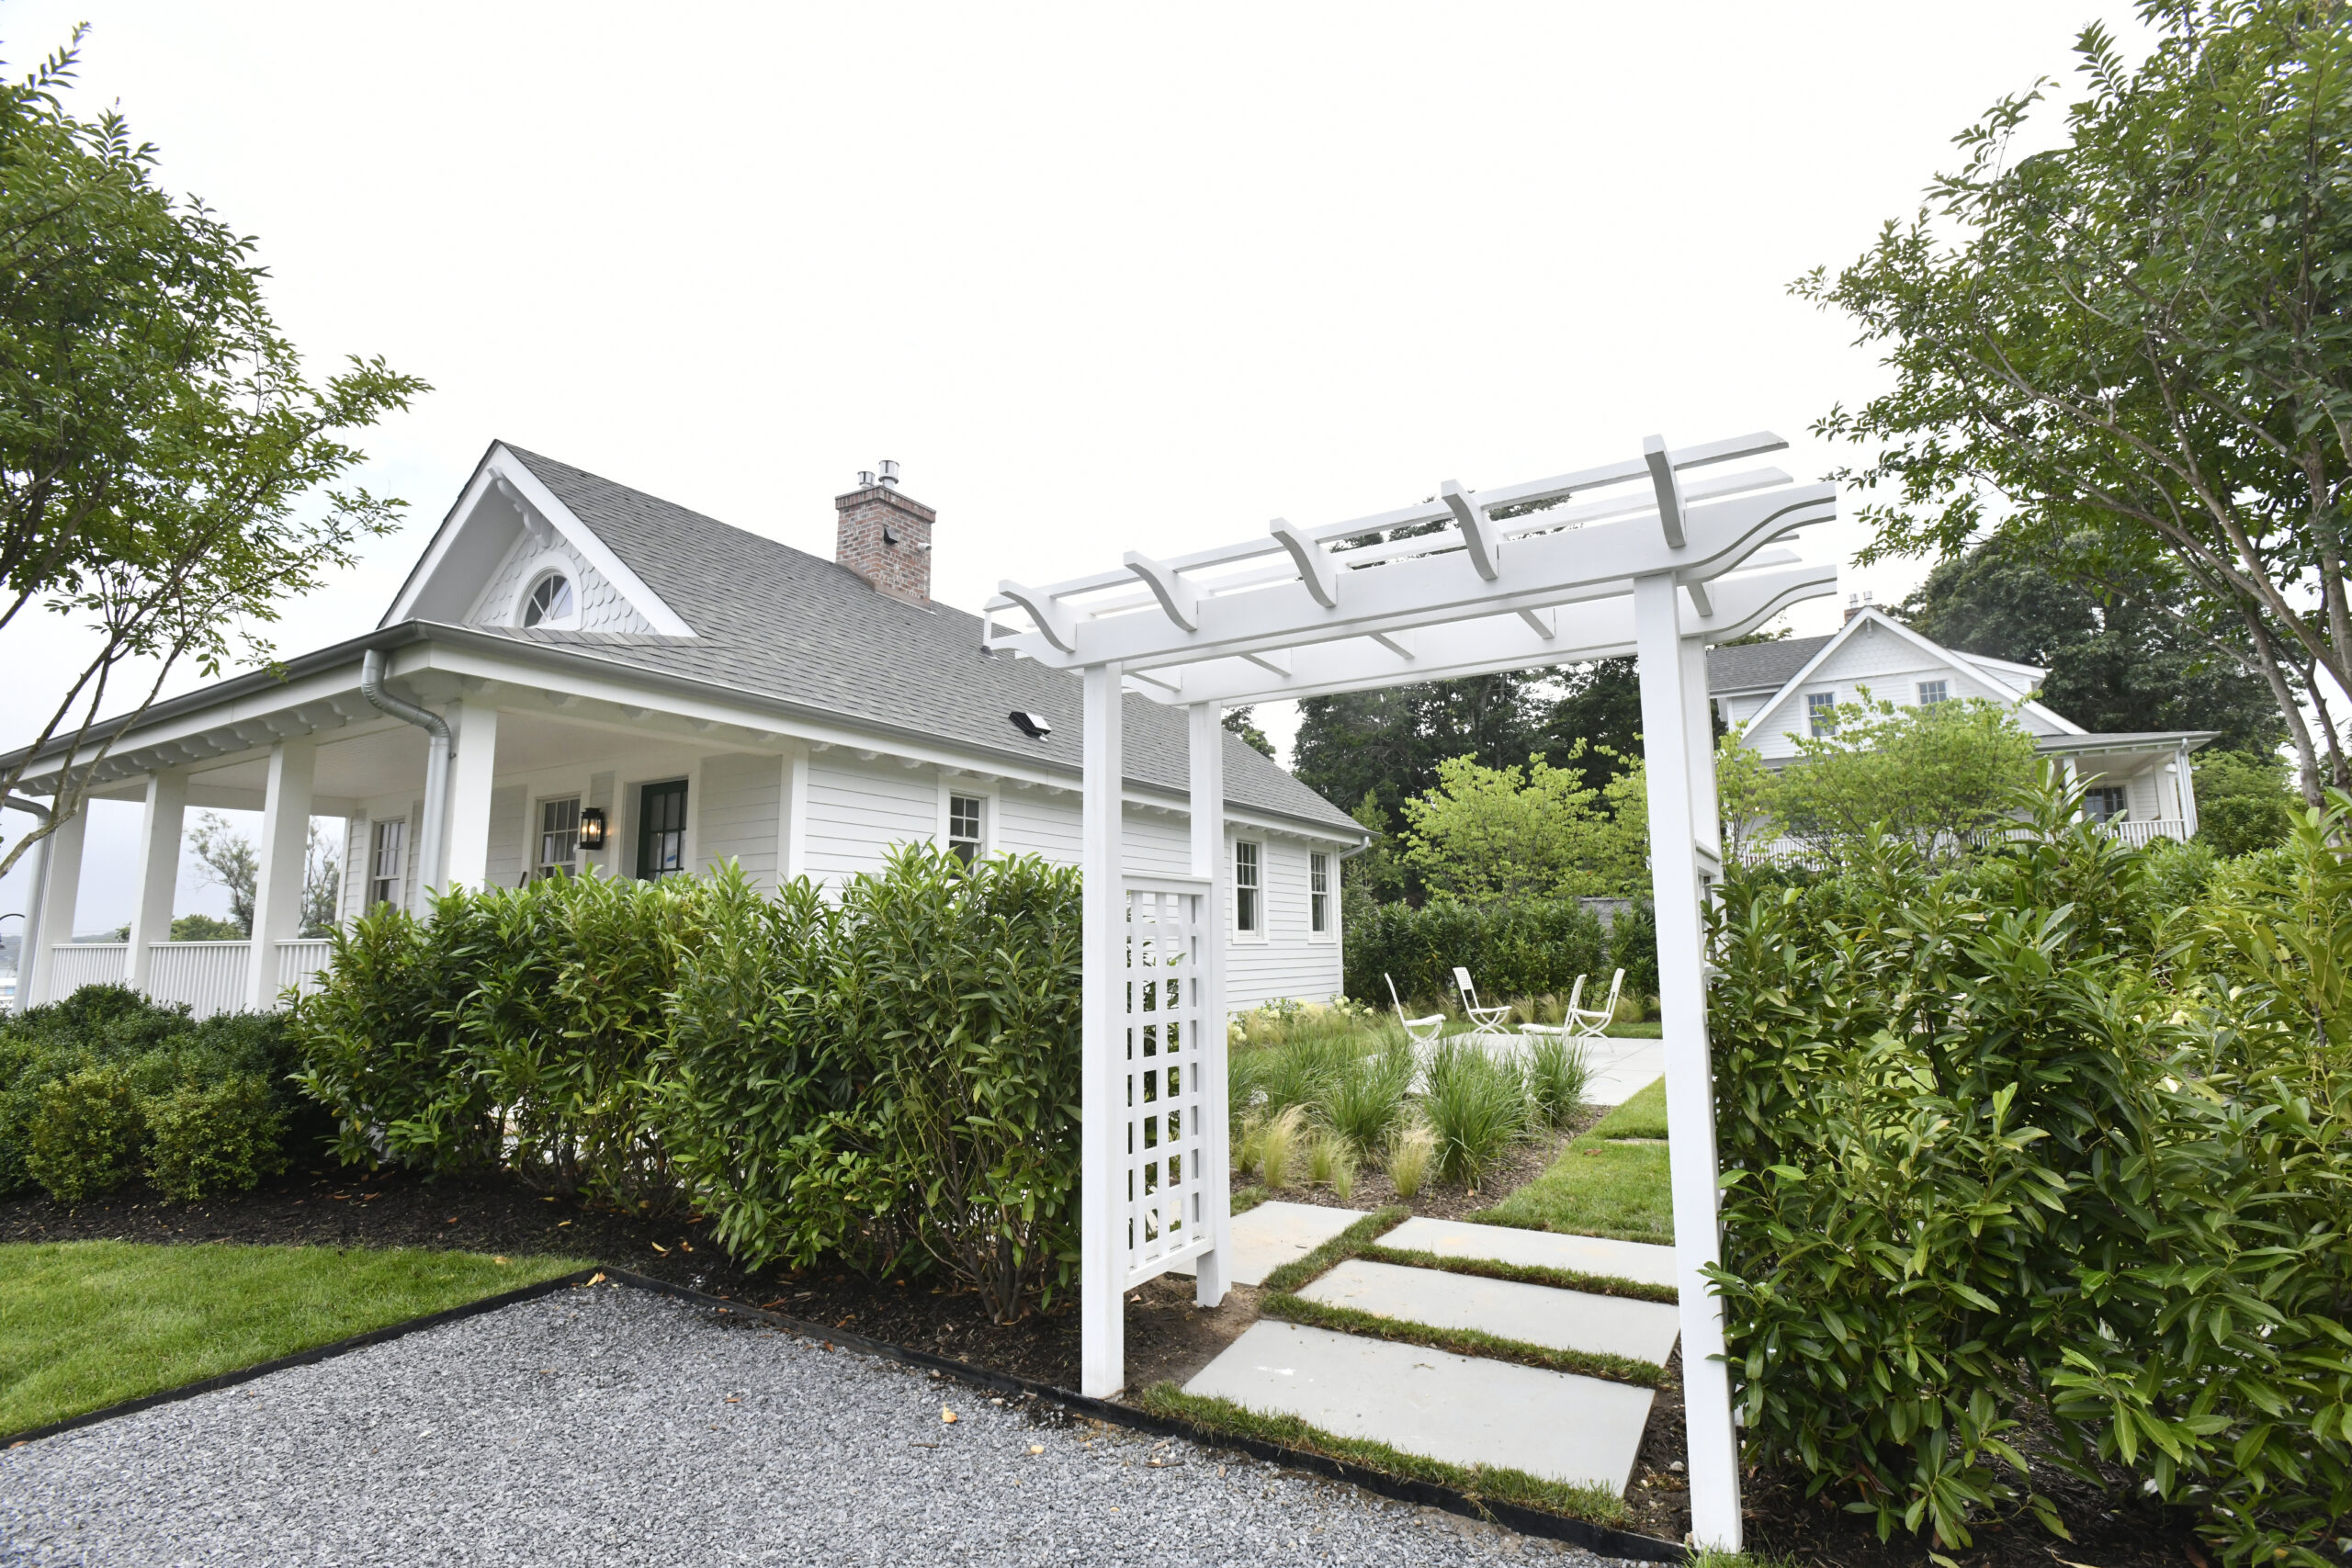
(1, 1281, 1629, 1566)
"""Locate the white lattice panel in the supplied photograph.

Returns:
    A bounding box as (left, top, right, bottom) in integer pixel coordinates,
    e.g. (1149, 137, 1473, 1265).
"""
(1123, 875, 1216, 1287)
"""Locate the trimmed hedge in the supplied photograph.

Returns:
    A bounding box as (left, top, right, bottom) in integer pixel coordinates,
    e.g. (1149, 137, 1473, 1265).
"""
(0, 986, 317, 1203)
(1343, 897, 1655, 1010)
(1709, 781, 2352, 1564)
(291, 846, 1080, 1323)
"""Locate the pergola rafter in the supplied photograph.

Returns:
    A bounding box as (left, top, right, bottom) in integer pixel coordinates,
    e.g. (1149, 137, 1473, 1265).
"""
(987, 433, 1839, 1553)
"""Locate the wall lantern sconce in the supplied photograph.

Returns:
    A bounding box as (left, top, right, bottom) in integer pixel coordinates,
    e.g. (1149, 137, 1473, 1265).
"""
(578, 807, 607, 852)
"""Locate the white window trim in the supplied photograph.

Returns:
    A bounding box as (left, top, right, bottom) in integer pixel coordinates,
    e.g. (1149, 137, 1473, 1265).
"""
(1306, 848, 1335, 944)
(1916, 679, 1951, 706)
(533, 792, 585, 880)
(936, 775, 997, 863)
(1232, 836, 1268, 943)
(1805, 690, 1838, 736)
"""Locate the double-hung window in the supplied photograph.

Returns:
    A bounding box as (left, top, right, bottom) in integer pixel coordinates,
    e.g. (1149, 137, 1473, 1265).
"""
(368, 818, 406, 909)
(1234, 840, 1262, 935)
(637, 780, 688, 879)
(947, 794, 985, 863)
(1806, 691, 1838, 736)
(1309, 852, 1329, 935)
(1917, 679, 1951, 706)
(2085, 785, 2129, 823)
(537, 797, 581, 880)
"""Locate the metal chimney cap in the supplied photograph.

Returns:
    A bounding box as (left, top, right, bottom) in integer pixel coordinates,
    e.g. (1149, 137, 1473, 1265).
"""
(877, 459, 900, 489)
(857, 469, 876, 488)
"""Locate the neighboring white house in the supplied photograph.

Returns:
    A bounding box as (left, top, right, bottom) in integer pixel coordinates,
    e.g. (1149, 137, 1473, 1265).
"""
(4, 443, 1369, 1017)
(1709, 599, 2213, 852)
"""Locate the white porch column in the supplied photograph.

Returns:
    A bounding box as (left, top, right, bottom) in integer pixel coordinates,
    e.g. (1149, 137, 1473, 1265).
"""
(26, 805, 85, 1006)
(1080, 663, 1125, 1397)
(243, 739, 316, 1010)
(1633, 571, 1743, 1551)
(2177, 740, 2199, 836)
(1187, 702, 1232, 1308)
(441, 701, 500, 892)
(124, 770, 188, 992)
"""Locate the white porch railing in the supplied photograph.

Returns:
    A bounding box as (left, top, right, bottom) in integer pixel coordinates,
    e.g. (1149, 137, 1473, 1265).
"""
(146, 942, 249, 1018)
(49, 942, 127, 993)
(2106, 818, 2191, 849)
(40, 938, 335, 1018)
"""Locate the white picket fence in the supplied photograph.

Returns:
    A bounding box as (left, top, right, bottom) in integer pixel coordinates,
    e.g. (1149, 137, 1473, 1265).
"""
(38, 939, 334, 1018)
(1736, 817, 2192, 866)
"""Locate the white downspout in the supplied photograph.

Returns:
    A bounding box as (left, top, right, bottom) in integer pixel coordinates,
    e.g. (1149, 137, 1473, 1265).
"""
(359, 649, 452, 900)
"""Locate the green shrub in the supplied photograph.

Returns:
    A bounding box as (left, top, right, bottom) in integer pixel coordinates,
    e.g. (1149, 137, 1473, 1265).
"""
(1343, 898, 1613, 1010)
(2193, 747, 2299, 857)
(1709, 777, 2352, 1563)
(1421, 1038, 1528, 1186)
(25, 1066, 145, 1201)
(0, 987, 311, 1202)
(143, 1074, 287, 1202)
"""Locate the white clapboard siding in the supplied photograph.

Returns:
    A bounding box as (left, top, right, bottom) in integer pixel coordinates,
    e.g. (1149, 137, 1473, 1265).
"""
(1226, 835, 1343, 1010)
(996, 786, 1081, 863)
(697, 751, 782, 884)
(803, 755, 941, 882)
(484, 785, 526, 890)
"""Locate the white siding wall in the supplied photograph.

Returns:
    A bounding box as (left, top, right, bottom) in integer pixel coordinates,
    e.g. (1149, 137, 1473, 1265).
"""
(484, 785, 526, 890)
(996, 784, 1081, 862)
(1224, 830, 1345, 1010)
(698, 751, 781, 885)
(804, 754, 939, 883)
(1745, 618, 2070, 760)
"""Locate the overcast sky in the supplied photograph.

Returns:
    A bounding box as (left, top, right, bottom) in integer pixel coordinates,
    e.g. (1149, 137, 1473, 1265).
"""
(0, 1, 2150, 936)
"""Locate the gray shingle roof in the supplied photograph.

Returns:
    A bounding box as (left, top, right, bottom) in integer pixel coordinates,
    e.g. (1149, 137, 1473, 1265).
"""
(1706, 634, 1834, 695)
(497, 446, 1362, 837)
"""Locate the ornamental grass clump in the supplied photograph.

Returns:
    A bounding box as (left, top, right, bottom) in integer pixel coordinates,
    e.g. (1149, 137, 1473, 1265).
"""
(1421, 1038, 1529, 1187)
(1255, 1104, 1306, 1190)
(1385, 1123, 1435, 1200)
(1523, 1036, 1589, 1129)
(1324, 1038, 1413, 1156)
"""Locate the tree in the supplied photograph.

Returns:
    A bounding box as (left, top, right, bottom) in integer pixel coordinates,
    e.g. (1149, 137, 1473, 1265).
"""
(184, 812, 340, 938)
(1773, 693, 2041, 860)
(0, 32, 427, 878)
(1800, 1, 2352, 803)
(1221, 705, 1274, 759)
(1398, 745, 1645, 902)
(1898, 535, 2285, 753)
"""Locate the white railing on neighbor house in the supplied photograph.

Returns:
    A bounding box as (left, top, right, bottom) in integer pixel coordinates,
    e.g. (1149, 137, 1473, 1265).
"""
(39, 938, 335, 1019)
(1735, 818, 2193, 866)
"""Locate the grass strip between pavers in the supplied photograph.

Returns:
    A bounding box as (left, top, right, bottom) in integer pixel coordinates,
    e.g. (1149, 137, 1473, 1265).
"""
(1354, 1242, 1676, 1305)
(1588, 1076, 1668, 1141)
(1247, 1203, 1666, 1390)
(1137, 1382, 1628, 1528)
(1258, 1292, 1666, 1388)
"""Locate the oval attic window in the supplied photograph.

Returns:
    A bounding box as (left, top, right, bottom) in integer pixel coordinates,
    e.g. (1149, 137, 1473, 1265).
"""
(523, 573, 575, 627)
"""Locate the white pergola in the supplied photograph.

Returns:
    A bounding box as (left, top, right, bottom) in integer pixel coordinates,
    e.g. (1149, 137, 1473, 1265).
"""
(984, 433, 1838, 1551)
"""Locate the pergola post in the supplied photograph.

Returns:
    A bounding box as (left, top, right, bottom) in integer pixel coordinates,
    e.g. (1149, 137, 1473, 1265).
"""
(1633, 570, 1743, 1551)
(1080, 663, 1125, 1397)
(1187, 702, 1232, 1308)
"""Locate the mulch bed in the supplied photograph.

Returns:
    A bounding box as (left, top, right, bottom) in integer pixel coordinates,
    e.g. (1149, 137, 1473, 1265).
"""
(2, 1154, 2202, 1568)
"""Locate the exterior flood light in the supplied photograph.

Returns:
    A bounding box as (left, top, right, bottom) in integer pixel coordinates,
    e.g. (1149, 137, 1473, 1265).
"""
(1009, 710, 1052, 739)
(578, 807, 607, 851)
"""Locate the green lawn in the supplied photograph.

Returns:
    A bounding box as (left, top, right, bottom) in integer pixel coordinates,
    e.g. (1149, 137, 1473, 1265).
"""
(1476, 1075, 1673, 1243)
(0, 1242, 589, 1436)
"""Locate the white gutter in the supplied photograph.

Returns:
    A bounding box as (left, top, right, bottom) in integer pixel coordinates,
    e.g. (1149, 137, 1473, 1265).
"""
(360, 649, 452, 896)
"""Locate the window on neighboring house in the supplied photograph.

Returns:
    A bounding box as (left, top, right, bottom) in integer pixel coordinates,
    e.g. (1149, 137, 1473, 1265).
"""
(1234, 840, 1261, 934)
(2085, 785, 2129, 823)
(1806, 691, 1838, 736)
(637, 780, 688, 878)
(1309, 852, 1329, 934)
(1917, 680, 1951, 706)
(369, 817, 406, 909)
(537, 796, 581, 879)
(523, 572, 575, 627)
(948, 794, 985, 863)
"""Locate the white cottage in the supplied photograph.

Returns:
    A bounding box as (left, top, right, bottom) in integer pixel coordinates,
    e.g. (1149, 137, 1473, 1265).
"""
(1709, 601, 2211, 848)
(6, 444, 1369, 1016)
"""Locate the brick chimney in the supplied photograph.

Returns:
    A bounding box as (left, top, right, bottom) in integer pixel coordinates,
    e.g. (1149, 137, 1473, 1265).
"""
(834, 460, 934, 605)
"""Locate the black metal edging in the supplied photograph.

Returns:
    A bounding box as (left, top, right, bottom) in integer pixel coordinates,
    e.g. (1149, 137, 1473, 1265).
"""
(0, 1266, 605, 1450)
(2, 1261, 1690, 1562)
(597, 1268, 1691, 1564)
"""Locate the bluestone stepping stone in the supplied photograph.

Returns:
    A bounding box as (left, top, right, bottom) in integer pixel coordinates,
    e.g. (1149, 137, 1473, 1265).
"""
(1183, 1320, 1655, 1494)
(1169, 1200, 1364, 1288)
(1384, 1215, 1679, 1291)
(1295, 1258, 1681, 1365)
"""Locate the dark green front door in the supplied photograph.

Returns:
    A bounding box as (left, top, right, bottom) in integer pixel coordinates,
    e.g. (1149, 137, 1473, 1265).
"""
(637, 779, 688, 879)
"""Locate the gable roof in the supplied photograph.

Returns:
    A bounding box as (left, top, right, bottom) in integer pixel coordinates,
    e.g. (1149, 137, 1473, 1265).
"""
(469, 446, 1361, 836)
(1706, 634, 1834, 694)
(1730, 607, 2086, 743)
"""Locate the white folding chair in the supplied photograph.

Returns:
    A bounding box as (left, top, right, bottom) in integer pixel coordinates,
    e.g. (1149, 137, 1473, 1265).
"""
(1452, 966, 1512, 1038)
(1570, 968, 1624, 1038)
(1521, 973, 1584, 1039)
(1385, 974, 1446, 1044)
